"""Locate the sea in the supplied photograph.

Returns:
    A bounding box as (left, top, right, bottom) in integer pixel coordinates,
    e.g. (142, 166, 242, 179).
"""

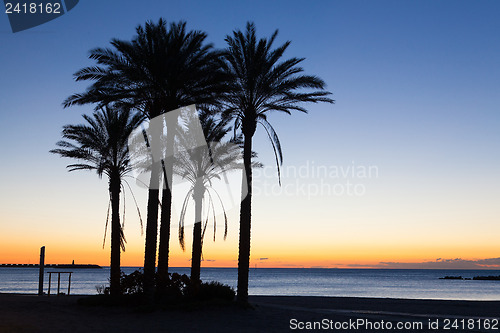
(1, 267, 499, 300)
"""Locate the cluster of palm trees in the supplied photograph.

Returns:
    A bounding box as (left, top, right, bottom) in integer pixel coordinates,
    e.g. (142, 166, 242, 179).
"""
(52, 19, 333, 304)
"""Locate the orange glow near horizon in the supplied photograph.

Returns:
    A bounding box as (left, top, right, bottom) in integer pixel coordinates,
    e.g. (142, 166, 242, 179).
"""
(2, 237, 499, 269)
(1, 183, 499, 269)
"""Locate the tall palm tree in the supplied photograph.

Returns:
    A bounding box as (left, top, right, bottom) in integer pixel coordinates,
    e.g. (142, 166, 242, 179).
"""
(63, 19, 229, 298)
(174, 109, 242, 288)
(51, 107, 143, 296)
(222, 22, 334, 303)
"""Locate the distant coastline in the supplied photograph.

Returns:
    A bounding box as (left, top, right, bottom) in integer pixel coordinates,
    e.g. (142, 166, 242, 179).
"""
(440, 275, 500, 281)
(0, 264, 102, 269)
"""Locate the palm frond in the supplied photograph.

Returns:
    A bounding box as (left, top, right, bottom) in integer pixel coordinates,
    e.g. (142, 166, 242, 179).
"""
(102, 199, 111, 249)
(258, 117, 283, 185)
(222, 22, 334, 186)
(123, 179, 144, 236)
(178, 188, 193, 251)
(52, 106, 145, 255)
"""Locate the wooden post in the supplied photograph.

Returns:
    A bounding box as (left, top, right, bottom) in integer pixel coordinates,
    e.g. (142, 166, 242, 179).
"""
(57, 273, 61, 295)
(48, 273, 51, 296)
(38, 246, 45, 296)
(68, 273, 72, 295)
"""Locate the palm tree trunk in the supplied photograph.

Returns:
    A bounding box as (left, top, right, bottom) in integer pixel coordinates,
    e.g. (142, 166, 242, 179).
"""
(143, 161, 160, 301)
(191, 183, 203, 289)
(109, 173, 121, 296)
(157, 184, 172, 293)
(157, 121, 175, 292)
(237, 133, 253, 304)
(143, 112, 166, 301)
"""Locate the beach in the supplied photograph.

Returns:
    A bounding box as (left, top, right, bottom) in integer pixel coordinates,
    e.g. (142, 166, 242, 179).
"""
(0, 293, 498, 333)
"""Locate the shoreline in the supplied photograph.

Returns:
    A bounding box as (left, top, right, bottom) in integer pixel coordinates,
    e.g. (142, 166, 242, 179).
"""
(2, 291, 499, 302)
(0, 293, 498, 332)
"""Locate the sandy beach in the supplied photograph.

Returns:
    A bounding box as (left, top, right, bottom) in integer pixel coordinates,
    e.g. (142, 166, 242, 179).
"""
(0, 293, 498, 332)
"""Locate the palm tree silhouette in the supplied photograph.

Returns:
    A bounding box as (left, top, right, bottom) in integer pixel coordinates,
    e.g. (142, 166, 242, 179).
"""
(222, 22, 334, 303)
(63, 19, 228, 298)
(174, 109, 242, 289)
(51, 107, 143, 296)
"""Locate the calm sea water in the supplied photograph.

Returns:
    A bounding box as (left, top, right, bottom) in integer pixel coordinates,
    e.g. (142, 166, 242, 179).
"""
(1, 267, 499, 300)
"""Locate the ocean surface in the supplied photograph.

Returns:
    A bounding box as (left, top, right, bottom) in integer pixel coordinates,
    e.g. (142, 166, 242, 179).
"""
(1, 267, 499, 300)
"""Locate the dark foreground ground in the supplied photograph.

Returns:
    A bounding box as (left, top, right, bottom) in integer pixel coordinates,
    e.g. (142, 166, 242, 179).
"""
(0, 293, 498, 332)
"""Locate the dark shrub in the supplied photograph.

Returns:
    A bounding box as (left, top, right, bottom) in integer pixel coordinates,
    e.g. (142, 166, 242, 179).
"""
(87, 270, 234, 307)
(117, 270, 191, 298)
(164, 272, 191, 298)
(197, 281, 235, 301)
(121, 270, 144, 295)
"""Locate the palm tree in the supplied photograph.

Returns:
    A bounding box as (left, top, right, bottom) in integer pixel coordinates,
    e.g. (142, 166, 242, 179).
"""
(51, 107, 143, 296)
(174, 109, 242, 289)
(222, 22, 334, 303)
(63, 19, 229, 298)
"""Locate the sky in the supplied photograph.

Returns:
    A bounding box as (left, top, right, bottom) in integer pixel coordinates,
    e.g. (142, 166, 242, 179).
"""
(0, 0, 499, 269)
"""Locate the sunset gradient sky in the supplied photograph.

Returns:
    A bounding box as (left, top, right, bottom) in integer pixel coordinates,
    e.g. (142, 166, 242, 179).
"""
(0, 0, 499, 269)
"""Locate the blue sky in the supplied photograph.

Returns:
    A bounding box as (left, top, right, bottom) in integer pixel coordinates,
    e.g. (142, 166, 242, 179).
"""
(0, 1, 499, 267)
